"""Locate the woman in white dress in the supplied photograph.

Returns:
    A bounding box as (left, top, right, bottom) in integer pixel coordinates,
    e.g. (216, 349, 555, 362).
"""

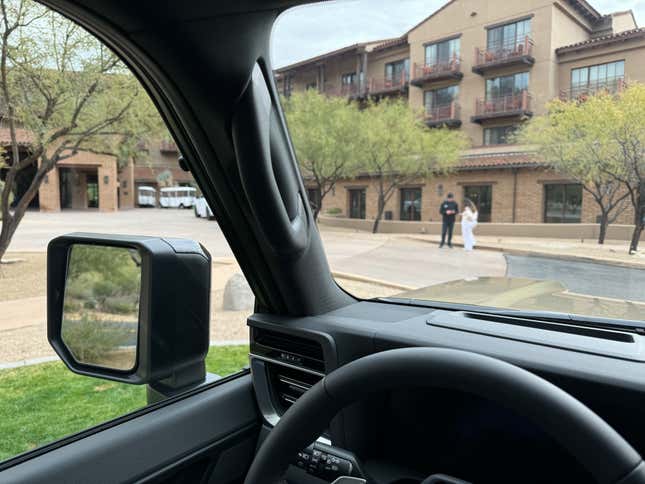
(461, 199, 478, 251)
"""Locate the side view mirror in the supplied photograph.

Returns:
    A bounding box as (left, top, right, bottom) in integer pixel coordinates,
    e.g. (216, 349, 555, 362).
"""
(47, 233, 211, 396)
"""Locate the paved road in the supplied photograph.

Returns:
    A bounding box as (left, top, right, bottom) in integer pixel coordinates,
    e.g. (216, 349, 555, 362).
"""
(7, 209, 644, 303)
(322, 233, 506, 288)
(7, 209, 507, 289)
(506, 254, 645, 303)
(8, 209, 234, 256)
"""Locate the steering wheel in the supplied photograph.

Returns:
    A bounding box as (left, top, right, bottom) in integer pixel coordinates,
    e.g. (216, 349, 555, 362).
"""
(245, 348, 645, 484)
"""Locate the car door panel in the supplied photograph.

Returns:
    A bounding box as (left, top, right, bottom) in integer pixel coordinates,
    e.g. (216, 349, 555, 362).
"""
(0, 374, 259, 484)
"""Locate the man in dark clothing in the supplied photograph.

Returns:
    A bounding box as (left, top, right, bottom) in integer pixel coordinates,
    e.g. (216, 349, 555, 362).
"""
(439, 193, 458, 248)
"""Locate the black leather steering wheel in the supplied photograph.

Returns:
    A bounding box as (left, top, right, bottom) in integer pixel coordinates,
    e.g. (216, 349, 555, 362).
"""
(245, 348, 645, 484)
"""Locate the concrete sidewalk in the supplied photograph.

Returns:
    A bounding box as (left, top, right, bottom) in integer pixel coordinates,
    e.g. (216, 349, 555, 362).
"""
(403, 234, 645, 269)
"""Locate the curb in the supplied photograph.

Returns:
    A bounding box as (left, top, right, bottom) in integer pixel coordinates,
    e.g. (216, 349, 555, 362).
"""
(0, 340, 251, 371)
(0, 355, 59, 370)
(402, 236, 645, 270)
(332, 270, 416, 291)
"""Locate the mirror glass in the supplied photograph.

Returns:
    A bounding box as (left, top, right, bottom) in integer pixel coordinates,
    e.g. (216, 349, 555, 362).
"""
(62, 244, 142, 371)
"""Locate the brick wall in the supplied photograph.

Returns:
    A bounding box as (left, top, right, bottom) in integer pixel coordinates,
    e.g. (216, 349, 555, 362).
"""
(310, 166, 637, 225)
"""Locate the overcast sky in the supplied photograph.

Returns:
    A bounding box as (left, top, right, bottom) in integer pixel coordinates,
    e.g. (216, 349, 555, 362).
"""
(271, 0, 645, 68)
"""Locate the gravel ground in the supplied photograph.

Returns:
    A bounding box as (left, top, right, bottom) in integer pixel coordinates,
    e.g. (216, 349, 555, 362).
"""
(0, 253, 46, 302)
(0, 255, 393, 364)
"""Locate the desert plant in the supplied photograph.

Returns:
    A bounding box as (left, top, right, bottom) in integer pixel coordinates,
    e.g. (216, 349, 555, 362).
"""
(61, 313, 133, 367)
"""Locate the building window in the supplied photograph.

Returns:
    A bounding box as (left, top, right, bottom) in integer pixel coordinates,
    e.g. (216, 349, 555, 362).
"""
(544, 184, 582, 223)
(424, 86, 458, 111)
(348, 188, 366, 219)
(305, 81, 317, 90)
(483, 125, 517, 145)
(487, 18, 531, 52)
(486, 72, 529, 99)
(400, 188, 422, 221)
(463, 185, 492, 223)
(341, 72, 356, 86)
(571, 60, 624, 96)
(385, 59, 409, 83)
(306, 187, 321, 212)
(425, 37, 460, 66)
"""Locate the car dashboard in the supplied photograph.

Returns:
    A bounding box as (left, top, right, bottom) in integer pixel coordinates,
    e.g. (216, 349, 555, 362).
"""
(248, 301, 645, 483)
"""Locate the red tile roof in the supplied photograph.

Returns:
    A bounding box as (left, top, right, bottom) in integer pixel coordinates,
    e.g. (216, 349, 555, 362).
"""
(458, 151, 542, 170)
(0, 127, 34, 146)
(275, 37, 397, 73)
(556, 27, 645, 54)
(371, 35, 408, 53)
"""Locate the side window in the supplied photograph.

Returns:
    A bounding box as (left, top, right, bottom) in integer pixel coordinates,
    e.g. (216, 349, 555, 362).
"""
(484, 125, 517, 145)
(348, 188, 366, 219)
(544, 184, 583, 223)
(0, 1, 250, 463)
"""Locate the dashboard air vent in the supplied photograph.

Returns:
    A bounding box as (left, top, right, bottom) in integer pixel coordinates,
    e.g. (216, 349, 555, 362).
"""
(268, 364, 322, 413)
(251, 327, 325, 373)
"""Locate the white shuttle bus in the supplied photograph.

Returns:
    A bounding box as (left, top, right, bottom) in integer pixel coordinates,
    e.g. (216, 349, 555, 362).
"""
(137, 186, 157, 207)
(159, 186, 196, 208)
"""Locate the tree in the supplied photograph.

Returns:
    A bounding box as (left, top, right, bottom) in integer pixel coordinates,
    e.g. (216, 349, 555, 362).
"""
(283, 90, 361, 220)
(516, 96, 630, 245)
(603, 84, 645, 253)
(519, 84, 645, 252)
(0, 0, 163, 261)
(355, 98, 467, 233)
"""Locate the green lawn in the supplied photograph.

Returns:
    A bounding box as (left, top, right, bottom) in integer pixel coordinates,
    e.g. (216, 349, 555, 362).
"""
(0, 345, 249, 462)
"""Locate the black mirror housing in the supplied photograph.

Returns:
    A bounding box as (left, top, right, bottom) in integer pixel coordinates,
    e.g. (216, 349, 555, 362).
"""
(48, 233, 211, 386)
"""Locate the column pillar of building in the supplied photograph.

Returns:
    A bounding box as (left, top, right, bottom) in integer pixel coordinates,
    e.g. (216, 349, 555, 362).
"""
(98, 159, 118, 212)
(38, 162, 61, 212)
(362, 51, 369, 95)
(118, 159, 135, 209)
(318, 63, 325, 93)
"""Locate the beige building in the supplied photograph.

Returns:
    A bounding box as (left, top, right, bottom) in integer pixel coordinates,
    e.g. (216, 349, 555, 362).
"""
(275, 0, 645, 226)
(0, 133, 191, 212)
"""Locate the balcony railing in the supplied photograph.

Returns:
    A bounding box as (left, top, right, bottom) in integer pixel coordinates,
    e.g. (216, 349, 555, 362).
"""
(368, 73, 409, 96)
(559, 77, 626, 101)
(424, 101, 461, 127)
(472, 91, 532, 123)
(410, 59, 462, 86)
(325, 82, 367, 99)
(472, 36, 534, 74)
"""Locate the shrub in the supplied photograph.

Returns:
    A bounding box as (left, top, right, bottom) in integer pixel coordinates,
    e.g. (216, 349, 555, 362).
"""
(61, 313, 134, 367)
(102, 296, 138, 315)
(326, 207, 342, 216)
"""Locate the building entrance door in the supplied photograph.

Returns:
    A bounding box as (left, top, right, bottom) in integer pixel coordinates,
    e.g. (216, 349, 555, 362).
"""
(348, 188, 366, 219)
(59, 168, 73, 209)
(87, 174, 99, 208)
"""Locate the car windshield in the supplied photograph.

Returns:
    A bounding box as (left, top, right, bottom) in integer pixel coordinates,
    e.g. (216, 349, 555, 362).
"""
(272, 0, 645, 324)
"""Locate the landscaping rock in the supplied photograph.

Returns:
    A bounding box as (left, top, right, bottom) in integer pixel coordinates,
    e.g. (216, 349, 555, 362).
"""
(222, 273, 254, 311)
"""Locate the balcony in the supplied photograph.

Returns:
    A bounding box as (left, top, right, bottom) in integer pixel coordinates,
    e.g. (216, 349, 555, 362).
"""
(368, 73, 409, 97)
(471, 91, 532, 123)
(410, 60, 463, 87)
(327, 82, 367, 99)
(559, 77, 626, 101)
(424, 102, 461, 128)
(472, 36, 534, 75)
